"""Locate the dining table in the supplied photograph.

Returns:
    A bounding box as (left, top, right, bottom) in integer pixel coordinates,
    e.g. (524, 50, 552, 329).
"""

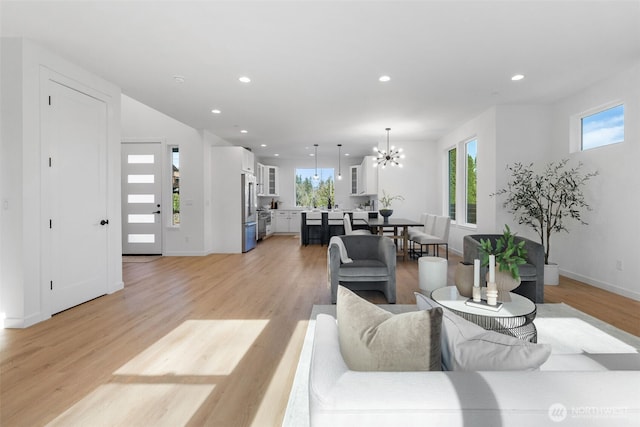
(366, 217, 422, 261)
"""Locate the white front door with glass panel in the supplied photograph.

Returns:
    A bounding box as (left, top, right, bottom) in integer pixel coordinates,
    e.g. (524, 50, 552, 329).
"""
(121, 142, 163, 254)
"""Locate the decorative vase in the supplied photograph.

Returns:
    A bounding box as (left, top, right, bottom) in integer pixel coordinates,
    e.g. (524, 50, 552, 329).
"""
(454, 262, 474, 297)
(486, 269, 521, 293)
(379, 209, 393, 222)
(544, 263, 559, 285)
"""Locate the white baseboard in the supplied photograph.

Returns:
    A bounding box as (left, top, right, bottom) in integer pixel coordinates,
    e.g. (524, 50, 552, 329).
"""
(4, 312, 48, 329)
(560, 269, 640, 302)
(163, 251, 209, 256)
(108, 281, 124, 294)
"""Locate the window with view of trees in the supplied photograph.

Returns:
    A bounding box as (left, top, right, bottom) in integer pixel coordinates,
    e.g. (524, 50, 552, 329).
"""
(171, 146, 180, 226)
(447, 148, 456, 221)
(295, 168, 334, 208)
(465, 139, 477, 225)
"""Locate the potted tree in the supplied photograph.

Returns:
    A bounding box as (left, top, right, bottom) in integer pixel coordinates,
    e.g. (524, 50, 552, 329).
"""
(378, 190, 404, 222)
(494, 159, 597, 285)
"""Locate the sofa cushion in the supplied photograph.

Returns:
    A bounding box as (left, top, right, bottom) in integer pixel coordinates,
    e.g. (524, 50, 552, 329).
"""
(338, 259, 389, 279)
(517, 263, 537, 279)
(415, 292, 551, 371)
(337, 286, 442, 371)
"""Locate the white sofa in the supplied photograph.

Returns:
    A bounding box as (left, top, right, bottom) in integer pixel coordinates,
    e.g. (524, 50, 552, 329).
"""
(309, 313, 640, 427)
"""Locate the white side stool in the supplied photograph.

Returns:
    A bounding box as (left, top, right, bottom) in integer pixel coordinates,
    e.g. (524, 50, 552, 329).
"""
(418, 256, 448, 293)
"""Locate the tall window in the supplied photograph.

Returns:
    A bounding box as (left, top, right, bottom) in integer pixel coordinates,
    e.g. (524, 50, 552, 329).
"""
(171, 147, 180, 226)
(465, 139, 477, 225)
(581, 104, 624, 150)
(447, 148, 456, 221)
(295, 168, 334, 208)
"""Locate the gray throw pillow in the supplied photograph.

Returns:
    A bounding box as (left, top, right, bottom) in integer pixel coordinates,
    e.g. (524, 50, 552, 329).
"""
(415, 292, 551, 371)
(337, 286, 442, 371)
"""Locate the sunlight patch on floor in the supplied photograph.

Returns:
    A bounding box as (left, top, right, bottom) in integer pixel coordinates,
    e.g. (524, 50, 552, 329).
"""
(115, 319, 269, 376)
(46, 383, 214, 427)
(251, 320, 308, 427)
(535, 318, 637, 354)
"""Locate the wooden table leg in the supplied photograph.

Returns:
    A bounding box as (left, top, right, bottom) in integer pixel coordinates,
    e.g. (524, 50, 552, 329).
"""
(402, 226, 408, 261)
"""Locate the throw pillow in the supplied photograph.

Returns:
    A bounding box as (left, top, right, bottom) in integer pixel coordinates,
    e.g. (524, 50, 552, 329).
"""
(337, 286, 442, 371)
(415, 292, 551, 371)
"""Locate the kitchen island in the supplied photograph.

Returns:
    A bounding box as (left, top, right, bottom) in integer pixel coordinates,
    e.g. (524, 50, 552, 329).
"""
(299, 210, 377, 246)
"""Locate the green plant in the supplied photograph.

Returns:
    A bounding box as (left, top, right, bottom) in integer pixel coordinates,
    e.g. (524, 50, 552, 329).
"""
(494, 159, 597, 264)
(479, 225, 527, 280)
(379, 190, 404, 209)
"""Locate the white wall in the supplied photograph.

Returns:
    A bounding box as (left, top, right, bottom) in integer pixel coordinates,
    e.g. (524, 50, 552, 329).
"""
(202, 130, 233, 252)
(438, 61, 639, 301)
(377, 140, 438, 222)
(549, 61, 640, 300)
(121, 95, 233, 256)
(0, 38, 123, 327)
(437, 107, 497, 255)
(494, 105, 553, 236)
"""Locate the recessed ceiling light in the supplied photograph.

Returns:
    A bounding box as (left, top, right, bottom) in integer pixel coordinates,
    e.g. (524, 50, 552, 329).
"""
(239, 76, 251, 83)
(345, 153, 350, 156)
(240, 129, 248, 134)
(511, 74, 525, 81)
(260, 144, 267, 147)
(173, 75, 185, 83)
(211, 109, 221, 114)
(274, 153, 279, 157)
(309, 153, 315, 157)
(379, 75, 391, 82)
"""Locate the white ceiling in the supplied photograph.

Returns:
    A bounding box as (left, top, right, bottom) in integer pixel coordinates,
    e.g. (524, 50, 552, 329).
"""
(2, 1, 639, 160)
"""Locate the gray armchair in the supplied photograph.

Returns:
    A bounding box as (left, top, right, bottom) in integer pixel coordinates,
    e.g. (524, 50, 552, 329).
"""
(463, 234, 544, 303)
(329, 235, 396, 304)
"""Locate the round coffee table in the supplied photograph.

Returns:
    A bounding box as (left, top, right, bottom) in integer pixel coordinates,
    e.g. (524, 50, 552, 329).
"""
(431, 286, 537, 342)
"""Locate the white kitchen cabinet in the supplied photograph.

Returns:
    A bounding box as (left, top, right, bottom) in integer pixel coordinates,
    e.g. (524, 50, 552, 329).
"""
(256, 163, 265, 196)
(274, 210, 300, 233)
(242, 149, 255, 174)
(359, 155, 378, 196)
(264, 165, 279, 196)
(350, 165, 360, 196)
(211, 146, 257, 253)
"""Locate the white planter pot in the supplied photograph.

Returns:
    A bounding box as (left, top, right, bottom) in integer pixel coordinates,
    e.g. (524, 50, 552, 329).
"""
(544, 263, 559, 285)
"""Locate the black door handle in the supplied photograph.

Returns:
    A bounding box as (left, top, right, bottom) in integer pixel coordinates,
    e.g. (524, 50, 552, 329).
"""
(100, 219, 109, 225)
(153, 211, 161, 214)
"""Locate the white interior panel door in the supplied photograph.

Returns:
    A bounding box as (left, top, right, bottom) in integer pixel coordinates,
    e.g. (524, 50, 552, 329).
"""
(46, 80, 108, 314)
(121, 142, 163, 254)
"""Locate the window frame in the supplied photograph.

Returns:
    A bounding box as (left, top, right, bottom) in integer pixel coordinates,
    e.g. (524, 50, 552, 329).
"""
(464, 138, 477, 226)
(446, 146, 457, 222)
(570, 100, 624, 152)
(169, 145, 180, 227)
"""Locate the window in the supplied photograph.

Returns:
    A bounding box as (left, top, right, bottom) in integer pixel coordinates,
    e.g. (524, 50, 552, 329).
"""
(581, 104, 624, 151)
(465, 139, 477, 225)
(171, 147, 180, 226)
(447, 148, 456, 221)
(295, 168, 334, 208)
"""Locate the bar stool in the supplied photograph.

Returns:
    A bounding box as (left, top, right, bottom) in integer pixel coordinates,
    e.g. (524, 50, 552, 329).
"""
(305, 211, 323, 245)
(327, 211, 344, 238)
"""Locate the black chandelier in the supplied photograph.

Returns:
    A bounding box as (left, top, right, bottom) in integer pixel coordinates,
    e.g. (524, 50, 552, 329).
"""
(374, 128, 404, 168)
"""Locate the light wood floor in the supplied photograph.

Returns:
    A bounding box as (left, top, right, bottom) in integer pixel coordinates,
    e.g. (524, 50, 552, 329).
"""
(1, 235, 638, 426)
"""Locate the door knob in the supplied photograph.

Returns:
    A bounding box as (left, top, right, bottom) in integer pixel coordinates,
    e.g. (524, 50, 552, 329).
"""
(153, 210, 161, 214)
(100, 219, 109, 225)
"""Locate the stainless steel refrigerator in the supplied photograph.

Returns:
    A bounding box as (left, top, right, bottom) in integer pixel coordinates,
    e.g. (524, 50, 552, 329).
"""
(242, 173, 257, 252)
